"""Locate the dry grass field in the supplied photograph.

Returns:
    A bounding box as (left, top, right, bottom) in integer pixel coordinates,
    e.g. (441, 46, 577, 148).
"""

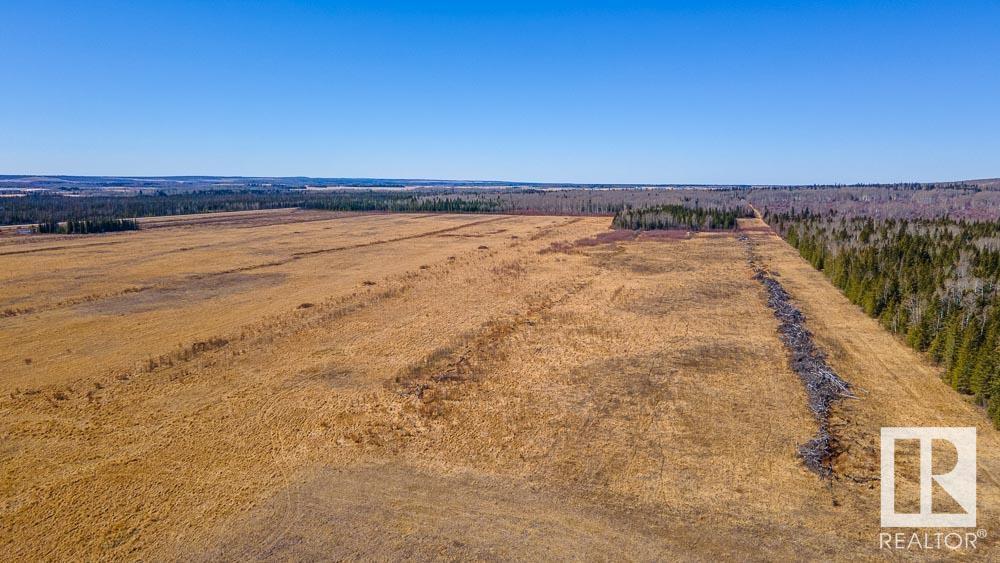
(1, 210, 998, 560)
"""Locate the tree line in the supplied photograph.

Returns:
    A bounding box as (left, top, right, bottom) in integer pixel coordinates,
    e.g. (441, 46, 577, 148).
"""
(612, 204, 753, 230)
(767, 209, 1000, 428)
(748, 185, 1000, 221)
(1, 189, 753, 226)
(301, 195, 500, 213)
(36, 218, 140, 234)
(1, 191, 320, 225)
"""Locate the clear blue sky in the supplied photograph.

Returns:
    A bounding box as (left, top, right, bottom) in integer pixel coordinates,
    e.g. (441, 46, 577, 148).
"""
(2, 1, 998, 184)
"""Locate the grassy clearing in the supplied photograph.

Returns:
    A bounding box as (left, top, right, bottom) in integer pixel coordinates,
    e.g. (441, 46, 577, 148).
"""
(1, 212, 998, 560)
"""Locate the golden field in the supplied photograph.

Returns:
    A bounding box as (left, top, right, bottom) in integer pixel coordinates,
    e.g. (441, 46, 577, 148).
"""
(1, 210, 998, 560)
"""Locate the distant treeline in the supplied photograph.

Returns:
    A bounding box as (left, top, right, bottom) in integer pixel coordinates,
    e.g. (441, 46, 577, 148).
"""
(301, 195, 500, 213)
(36, 218, 140, 234)
(748, 185, 1000, 222)
(0, 189, 751, 226)
(1, 191, 320, 225)
(612, 204, 753, 231)
(768, 209, 1000, 428)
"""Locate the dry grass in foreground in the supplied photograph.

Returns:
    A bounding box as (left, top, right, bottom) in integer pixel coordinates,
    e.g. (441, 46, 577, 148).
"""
(1, 212, 998, 560)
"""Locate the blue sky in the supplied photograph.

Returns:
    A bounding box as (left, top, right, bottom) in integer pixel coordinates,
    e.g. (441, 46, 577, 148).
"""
(2, 1, 998, 184)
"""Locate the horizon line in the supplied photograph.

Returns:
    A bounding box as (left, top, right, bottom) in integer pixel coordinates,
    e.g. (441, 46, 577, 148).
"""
(1, 173, 997, 188)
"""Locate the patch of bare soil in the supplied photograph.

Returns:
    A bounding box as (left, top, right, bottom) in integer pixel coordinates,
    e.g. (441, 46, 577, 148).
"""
(178, 463, 686, 561)
(76, 272, 287, 316)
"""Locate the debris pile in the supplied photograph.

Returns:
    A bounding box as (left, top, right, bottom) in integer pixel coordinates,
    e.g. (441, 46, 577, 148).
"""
(739, 234, 855, 477)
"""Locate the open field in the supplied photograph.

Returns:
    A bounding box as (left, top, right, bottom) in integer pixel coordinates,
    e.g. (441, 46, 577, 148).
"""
(2, 211, 999, 560)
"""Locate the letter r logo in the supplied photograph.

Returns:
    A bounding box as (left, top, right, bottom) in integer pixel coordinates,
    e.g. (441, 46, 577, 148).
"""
(880, 427, 976, 528)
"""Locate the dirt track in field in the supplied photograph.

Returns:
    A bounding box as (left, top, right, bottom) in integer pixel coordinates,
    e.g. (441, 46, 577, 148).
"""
(1, 212, 997, 560)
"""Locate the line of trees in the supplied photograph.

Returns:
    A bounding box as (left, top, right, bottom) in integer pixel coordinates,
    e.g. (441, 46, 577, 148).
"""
(612, 204, 753, 230)
(748, 185, 1000, 221)
(1, 191, 318, 225)
(301, 195, 500, 213)
(36, 218, 140, 234)
(1, 189, 754, 226)
(768, 209, 1000, 427)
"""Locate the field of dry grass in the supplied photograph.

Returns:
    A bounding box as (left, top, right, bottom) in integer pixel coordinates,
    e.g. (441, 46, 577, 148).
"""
(1, 211, 998, 560)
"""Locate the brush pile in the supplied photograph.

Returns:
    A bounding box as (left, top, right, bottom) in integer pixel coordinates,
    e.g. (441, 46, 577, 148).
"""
(739, 234, 855, 477)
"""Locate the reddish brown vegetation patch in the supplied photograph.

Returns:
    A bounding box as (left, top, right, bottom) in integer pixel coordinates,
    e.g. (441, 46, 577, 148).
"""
(539, 230, 640, 254)
(736, 225, 774, 233)
(539, 241, 574, 254)
(636, 229, 690, 241)
(576, 230, 640, 246)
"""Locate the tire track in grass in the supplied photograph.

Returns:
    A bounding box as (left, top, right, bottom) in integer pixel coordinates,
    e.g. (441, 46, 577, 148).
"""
(1, 216, 514, 318)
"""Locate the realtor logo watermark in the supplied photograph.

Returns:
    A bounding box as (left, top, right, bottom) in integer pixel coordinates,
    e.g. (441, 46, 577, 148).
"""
(881, 427, 976, 527)
(880, 427, 984, 551)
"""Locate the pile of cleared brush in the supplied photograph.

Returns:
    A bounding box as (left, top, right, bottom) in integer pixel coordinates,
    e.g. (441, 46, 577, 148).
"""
(739, 234, 854, 477)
